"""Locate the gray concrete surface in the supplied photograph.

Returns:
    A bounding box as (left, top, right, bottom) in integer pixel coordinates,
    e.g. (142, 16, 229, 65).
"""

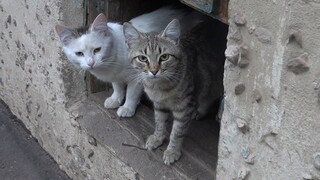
(0, 99, 70, 180)
(218, 0, 320, 179)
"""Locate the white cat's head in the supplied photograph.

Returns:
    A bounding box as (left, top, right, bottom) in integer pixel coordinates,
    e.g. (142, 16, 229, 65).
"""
(55, 14, 112, 70)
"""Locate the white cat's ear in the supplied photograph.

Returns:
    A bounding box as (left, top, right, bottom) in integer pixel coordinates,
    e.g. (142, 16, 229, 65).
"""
(123, 22, 141, 48)
(55, 24, 76, 45)
(161, 19, 180, 43)
(90, 13, 108, 35)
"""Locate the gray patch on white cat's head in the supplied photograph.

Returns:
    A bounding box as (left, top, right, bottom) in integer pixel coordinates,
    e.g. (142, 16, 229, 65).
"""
(55, 13, 108, 46)
(55, 24, 89, 45)
(75, 26, 90, 36)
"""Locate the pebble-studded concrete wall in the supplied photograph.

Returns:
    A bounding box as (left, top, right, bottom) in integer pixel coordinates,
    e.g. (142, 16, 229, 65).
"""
(0, 0, 138, 179)
(218, 0, 320, 179)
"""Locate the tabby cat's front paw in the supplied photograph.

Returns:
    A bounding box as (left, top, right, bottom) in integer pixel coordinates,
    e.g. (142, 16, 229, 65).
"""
(145, 135, 165, 150)
(117, 106, 135, 117)
(163, 149, 181, 165)
(104, 97, 122, 109)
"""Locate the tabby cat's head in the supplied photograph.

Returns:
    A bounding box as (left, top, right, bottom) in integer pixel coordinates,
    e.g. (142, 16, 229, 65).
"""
(55, 14, 112, 70)
(123, 19, 183, 83)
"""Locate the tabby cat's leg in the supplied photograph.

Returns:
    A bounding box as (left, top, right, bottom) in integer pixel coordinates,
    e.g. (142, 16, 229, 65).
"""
(104, 82, 125, 109)
(117, 82, 143, 117)
(146, 107, 169, 150)
(196, 103, 210, 120)
(163, 111, 192, 165)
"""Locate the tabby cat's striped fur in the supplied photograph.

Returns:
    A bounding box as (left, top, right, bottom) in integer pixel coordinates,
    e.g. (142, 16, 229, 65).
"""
(123, 19, 224, 165)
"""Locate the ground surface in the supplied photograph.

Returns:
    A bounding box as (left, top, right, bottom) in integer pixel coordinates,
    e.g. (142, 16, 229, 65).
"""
(77, 92, 220, 179)
(0, 100, 70, 180)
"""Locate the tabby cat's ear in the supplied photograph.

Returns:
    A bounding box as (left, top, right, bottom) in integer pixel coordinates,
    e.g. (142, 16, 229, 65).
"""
(90, 13, 108, 35)
(123, 22, 141, 48)
(55, 24, 76, 45)
(161, 19, 180, 43)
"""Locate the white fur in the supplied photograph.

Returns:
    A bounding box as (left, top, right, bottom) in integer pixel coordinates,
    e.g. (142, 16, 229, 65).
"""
(130, 7, 187, 33)
(63, 31, 112, 71)
(87, 23, 128, 82)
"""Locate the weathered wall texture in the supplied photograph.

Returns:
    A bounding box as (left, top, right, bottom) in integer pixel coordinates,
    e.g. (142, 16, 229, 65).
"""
(218, 0, 320, 179)
(0, 0, 137, 179)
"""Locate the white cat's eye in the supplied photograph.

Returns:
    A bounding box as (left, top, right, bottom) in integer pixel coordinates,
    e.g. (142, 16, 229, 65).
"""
(93, 47, 101, 54)
(75, 52, 84, 56)
(159, 54, 170, 61)
(138, 55, 148, 62)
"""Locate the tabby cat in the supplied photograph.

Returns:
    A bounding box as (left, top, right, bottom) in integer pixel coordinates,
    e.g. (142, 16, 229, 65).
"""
(123, 19, 225, 164)
(55, 6, 203, 117)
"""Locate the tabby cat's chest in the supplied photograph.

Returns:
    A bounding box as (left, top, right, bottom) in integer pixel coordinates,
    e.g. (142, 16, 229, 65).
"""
(144, 86, 181, 107)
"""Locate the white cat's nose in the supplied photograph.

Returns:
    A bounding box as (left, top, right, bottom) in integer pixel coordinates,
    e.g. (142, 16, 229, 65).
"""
(88, 59, 95, 68)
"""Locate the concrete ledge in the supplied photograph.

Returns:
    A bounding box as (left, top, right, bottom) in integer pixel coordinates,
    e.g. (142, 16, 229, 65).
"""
(75, 92, 219, 179)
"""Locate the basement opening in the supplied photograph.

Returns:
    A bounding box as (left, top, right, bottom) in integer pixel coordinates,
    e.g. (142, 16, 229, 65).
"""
(83, 0, 229, 179)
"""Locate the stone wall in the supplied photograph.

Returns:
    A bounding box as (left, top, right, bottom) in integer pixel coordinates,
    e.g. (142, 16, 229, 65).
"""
(0, 0, 137, 179)
(218, 0, 320, 179)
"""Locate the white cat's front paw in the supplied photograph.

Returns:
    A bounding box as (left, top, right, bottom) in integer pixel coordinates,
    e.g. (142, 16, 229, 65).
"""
(104, 97, 122, 109)
(163, 149, 181, 165)
(145, 135, 165, 150)
(117, 106, 135, 117)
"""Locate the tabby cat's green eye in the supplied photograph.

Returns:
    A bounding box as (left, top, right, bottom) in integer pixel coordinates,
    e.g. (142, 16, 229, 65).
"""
(160, 54, 170, 61)
(138, 55, 148, 62)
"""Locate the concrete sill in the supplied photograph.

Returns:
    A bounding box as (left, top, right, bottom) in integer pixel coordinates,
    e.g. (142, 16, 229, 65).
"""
(77, 91, 219, 179)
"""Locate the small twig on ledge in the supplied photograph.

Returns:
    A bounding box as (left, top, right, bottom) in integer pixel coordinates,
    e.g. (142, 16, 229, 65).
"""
(122, 142, 147, 151)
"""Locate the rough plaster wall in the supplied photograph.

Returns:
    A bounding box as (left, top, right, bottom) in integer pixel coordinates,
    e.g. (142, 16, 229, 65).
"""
(218, 0, 320, 179)
(0, 0, 137, 179)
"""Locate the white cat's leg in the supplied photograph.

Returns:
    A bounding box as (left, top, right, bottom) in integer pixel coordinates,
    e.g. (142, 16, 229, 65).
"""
(146, 108, 169, 150)
(116, 82, 143, 117)
(104, 82, 125, 109)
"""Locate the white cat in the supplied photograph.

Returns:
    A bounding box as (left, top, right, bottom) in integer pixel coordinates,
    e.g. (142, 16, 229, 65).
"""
(55, 6, 203, 117)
